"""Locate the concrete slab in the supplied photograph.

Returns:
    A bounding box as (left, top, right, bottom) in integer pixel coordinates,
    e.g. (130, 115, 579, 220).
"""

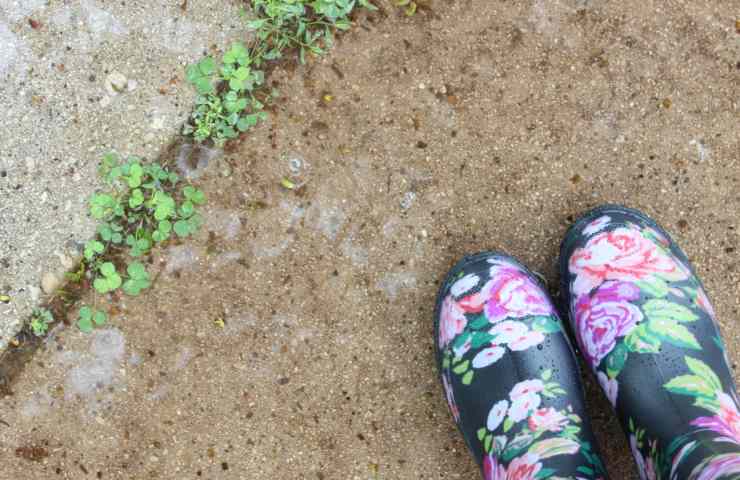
(0, 0, 249, 349)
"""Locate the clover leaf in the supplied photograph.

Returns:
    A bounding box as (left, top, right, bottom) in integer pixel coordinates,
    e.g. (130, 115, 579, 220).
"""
(84, 240, 105, 260)
(77, 306, 107, 333)
(90, 193, 116, 219)
(129, 188, 145, 208)
(152, 191, 176, 221)
(122, 261, 151, 296)
(223, 43, 249, 66)
(93, 262, 122, 294)
(152, 220, 172, 243)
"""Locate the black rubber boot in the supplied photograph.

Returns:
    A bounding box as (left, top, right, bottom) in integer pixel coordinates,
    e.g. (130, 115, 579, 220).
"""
(434, 252, 608, 479)
(560, 205, 740, 480)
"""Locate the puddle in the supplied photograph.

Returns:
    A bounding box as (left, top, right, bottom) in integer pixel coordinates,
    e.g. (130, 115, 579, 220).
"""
(64, 328, 125, 401)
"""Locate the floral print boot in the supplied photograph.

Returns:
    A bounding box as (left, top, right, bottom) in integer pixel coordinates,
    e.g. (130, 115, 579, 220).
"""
(435, 252, 608, 479)
(561, 205, 740, 480)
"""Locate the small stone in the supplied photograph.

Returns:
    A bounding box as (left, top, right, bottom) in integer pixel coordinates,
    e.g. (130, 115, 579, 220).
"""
(105, 72, 127, 95)
(41, 271, 61, 294)
(58, 253, 75, 270)
(28, 286, 41, 302)
(100, 95, 112, 108)
(126, 79, 138, 91)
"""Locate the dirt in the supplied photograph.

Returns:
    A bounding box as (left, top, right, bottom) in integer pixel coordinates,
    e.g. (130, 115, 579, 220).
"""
(1, 0, 739, 478)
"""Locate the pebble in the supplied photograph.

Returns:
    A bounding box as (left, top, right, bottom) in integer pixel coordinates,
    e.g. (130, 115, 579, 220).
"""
(41, 271, 61, 294)
(105, 72, 128, 96)
(28, 286, 41, 302)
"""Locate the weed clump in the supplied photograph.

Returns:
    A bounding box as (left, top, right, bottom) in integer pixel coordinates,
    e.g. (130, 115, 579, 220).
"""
(74, 152, 206, 332)
(183, 0, 376, 145)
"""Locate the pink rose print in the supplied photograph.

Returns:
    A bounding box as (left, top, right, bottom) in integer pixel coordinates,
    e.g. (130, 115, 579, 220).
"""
(459, 292, 485, 313)
(442, 372, 460, 423)
(439, 295, 467, 349)
(691, 392, 740, 444)
(484, 452, 542, 480)
(481, 263, 553, 324)
(575, 281, 643, 368)
(569, 226, 689, 297)
(528, 408, 568, 432)
(597, 371, 619, 408)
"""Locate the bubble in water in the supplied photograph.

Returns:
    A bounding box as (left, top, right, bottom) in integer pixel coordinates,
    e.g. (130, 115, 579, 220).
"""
(400, 191, 416, 211)
(289, 157, 303, 174)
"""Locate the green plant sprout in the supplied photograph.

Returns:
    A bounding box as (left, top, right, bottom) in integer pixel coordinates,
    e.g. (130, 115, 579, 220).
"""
(77, 306, 107, 333)
(29, 308, 53, 337)
(247, 0, 375, 63)
(75, 151, 206, 332)
(183, 43, 268, 146)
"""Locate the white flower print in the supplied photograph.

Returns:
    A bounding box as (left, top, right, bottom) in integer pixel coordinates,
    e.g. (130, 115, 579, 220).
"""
(508, 379, 545, 422)
(451, 273, 480, 297)
(473, 346, 506, 369)
(508, 331, 546, 352)
(582, 215, 611, 236)
(489, 320, 528, 345)
(509, 392, 542, 422)
(511, 379, 545, 401)
(487, 400, 509, 431)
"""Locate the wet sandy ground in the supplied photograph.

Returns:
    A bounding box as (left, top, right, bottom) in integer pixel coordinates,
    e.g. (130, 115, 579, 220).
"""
(1, 1, 738, 478)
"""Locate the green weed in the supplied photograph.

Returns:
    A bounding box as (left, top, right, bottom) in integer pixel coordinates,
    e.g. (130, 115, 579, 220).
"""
(76, 152, 206, 332)
(77, 306, 107, 333)
(183, 1, 376, 145)
(182, 43, 268, 146)
(29, 308, 53, 337)
(247, 0, 376, 64)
